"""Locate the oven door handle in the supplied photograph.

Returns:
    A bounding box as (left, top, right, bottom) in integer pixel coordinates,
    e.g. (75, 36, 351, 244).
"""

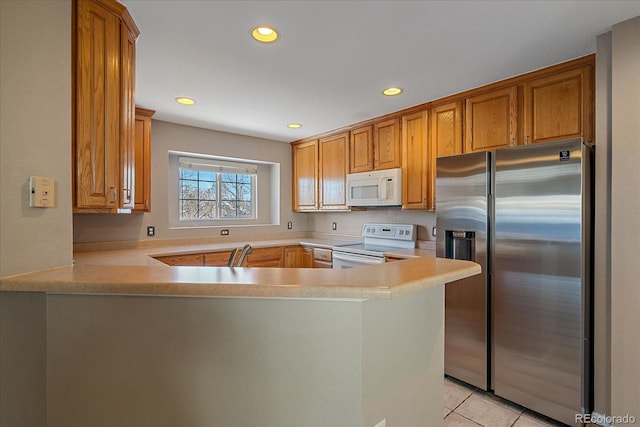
(332, 252, 385, 265)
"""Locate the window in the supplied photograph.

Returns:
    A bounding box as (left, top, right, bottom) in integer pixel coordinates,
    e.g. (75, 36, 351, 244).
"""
(178, 156, 257, 221)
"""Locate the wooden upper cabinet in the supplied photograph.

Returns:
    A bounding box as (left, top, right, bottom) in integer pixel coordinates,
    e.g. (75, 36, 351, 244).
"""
(374, 118, 402, 170)
(401, 110, 429, 210)
(349, 125, 374, 173)
(431, 101, 463, 209)
(74, 0, 139, 212)
(465, 86, 517, 153)
(319, 132, 349, 210)
(523, 65, 593, 145)
(292, 140, 319, 211)
(133, 107, 155, 212)
(120, 20, 136, 210)
(431, 101, 463, 158)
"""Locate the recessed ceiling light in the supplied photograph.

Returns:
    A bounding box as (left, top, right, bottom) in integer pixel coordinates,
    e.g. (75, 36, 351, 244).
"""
(175, 97, 195, 105)
(251, 25, 278, 43)
(382, 87, 403, 96)
(287, 123, 302, 129)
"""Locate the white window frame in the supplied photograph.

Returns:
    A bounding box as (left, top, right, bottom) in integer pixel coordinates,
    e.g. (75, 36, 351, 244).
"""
(168, 151, 279, 229)
(177, 156, 257, 221)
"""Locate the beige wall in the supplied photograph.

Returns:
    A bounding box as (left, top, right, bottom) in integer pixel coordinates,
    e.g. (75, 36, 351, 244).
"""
(0, 288, 443, 427)
(609, 15, 640, 424)
(0, 0, 73, 278)
(73, 120, 308, 243)
(594, 29, 612, 417)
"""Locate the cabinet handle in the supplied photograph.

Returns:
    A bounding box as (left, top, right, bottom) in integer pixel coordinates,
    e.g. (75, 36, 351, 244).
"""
(110, 187, 117, 204)
(510, 138, 515, 146)
(525, 136, 530, 144)
(123, 188, 131, 204)
(145, 199, 149, 209)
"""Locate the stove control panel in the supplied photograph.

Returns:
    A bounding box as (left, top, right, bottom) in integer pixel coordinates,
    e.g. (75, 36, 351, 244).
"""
(361, 223, 417, 241)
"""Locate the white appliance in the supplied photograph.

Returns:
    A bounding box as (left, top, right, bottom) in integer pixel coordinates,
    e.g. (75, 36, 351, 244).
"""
(332, 223, 417, 269)
(346, 168, 402, 207)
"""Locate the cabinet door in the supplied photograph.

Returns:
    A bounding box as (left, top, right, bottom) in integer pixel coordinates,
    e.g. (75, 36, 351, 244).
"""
(319, 132, 349, 210)
(283, 246, 302, 268)
(374, 118, 402, 170)
(523, 65, 593, 144)
(75, 0, 121, 209)
(120, 21, 136, 210)
(203, 251, 233, 266)
(431, 101, 463, 209)
(401, 110, 429, 210)
(349, 125, 373, 173)
(302, 247, 314, 268)
(155, 253, 204, 266)
(292, 140, 318, 211)
(465, 87, 517, 152)
(133, 108, 154, 212)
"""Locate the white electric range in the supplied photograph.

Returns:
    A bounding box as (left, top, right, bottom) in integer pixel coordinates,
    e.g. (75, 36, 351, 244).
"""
(332, 223, 417, 269)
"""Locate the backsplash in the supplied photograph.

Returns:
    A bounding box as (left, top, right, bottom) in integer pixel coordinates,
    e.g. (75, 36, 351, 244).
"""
(304, 208, 436, 241)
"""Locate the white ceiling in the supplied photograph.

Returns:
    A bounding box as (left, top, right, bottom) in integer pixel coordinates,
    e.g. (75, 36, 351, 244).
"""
(122, 0, 640, 143)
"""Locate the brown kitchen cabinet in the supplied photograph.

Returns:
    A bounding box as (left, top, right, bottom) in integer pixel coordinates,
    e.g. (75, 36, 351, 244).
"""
(244, 247, 283, 267)
(292, 140, 319, 211)
(319, 132, 349, 210)
(133, 107, 155, 212)
(523, 65, 593, 145)
(430, 101, 463, 209)
(283, 246, 302, 268)
(349, 125, 374, 173)
(349, 120, 401, 173)
(203, 251, 233, 266)
(401, 110, 430, 210)
(155, 253, 204, 266)
(465, 86, 518, 153)
(373, 118, 402, 170)
(301, 247, 314, 268)
(73, 0, 139, 213)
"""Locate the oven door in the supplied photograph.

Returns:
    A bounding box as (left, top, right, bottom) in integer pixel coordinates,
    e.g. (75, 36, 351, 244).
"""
(332, 252, 385, 269)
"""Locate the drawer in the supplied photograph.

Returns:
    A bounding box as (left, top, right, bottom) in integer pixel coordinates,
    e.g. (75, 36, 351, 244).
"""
(313, 248, 332, 262)
(155, 253, 204, 266)
(203, 251, 233, 266)
(246, 247, 283, 262)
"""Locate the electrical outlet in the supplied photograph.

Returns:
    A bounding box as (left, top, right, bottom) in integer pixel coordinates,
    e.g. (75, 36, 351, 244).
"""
(332, 222, 337, 231)
(432, 226, 437, 237)
(287, 221, 292, 229)
(146, 226, 155, 237)
(220, 229, 229, 236)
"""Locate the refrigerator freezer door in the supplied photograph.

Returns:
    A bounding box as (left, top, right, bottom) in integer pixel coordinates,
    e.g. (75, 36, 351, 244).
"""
(436, 151, 490, 390)
(492, 138, 591, 425)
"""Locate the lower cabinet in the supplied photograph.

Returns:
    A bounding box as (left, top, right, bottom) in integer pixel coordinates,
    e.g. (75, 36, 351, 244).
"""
(283, 246, 302, 268)
(244, 247, 283, 267)
(155, 253, 204, 266)
(155, 245, 335, 268)
(302, 247, 314, 268)
(203, 251, 233, 266)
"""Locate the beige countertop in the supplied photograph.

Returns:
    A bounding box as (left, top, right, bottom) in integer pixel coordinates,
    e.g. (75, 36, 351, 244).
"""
(1, 238, 476, 300)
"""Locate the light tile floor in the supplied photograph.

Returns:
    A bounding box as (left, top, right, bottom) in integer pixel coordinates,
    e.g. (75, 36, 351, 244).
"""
(443, 376, 575, 427)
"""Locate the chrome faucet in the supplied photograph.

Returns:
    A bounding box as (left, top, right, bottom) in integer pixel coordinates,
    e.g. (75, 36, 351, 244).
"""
(234, 244, 253, 267)
(227, 247, 240, 267)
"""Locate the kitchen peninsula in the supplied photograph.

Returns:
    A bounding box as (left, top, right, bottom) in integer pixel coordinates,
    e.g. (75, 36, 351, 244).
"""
(0, 244, 479, 427)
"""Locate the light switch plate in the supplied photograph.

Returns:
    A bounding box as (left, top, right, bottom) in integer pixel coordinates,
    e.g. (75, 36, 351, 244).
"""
(29, 176, 55, 208)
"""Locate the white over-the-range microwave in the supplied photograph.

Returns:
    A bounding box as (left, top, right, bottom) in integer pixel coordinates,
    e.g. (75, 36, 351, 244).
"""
(346, 168, 402, 207)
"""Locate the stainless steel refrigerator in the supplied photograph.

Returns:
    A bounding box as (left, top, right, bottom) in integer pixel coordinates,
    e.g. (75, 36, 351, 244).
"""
(436, 138, 593, 426)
